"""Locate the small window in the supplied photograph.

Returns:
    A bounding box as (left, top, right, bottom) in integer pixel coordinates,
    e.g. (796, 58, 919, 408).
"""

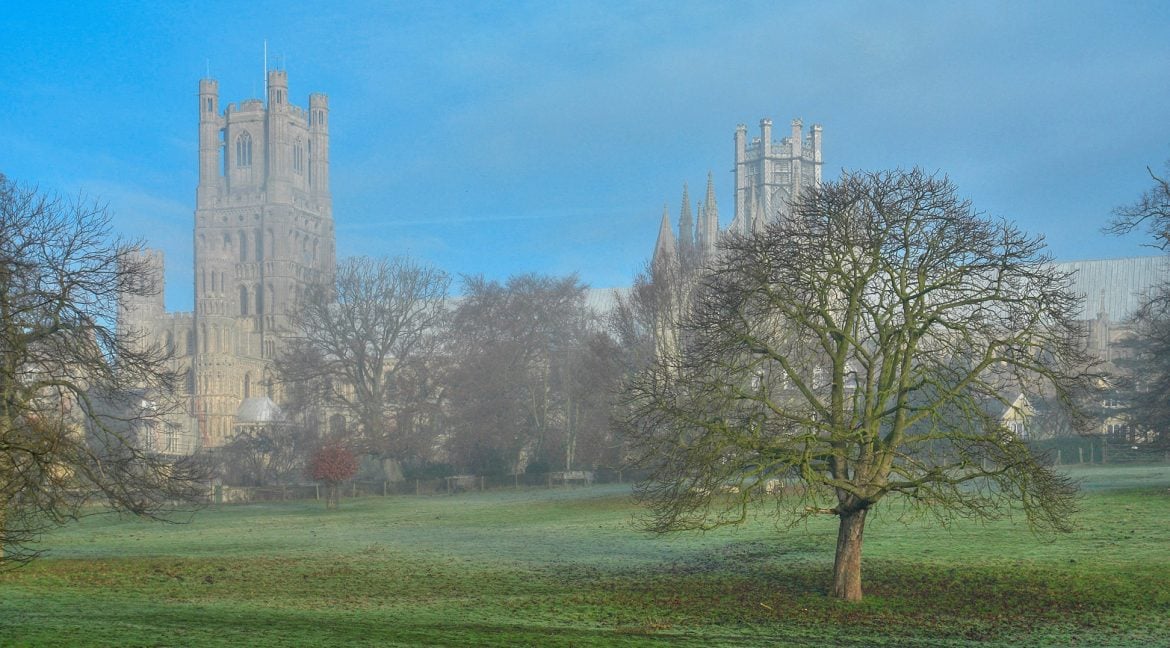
(204, 97, 213, 113)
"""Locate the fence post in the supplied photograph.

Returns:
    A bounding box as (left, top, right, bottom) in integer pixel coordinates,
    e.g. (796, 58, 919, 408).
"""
(514, 473, 519, 488)
(1079, 447, 1084, 464)
(352, 482, 357, 498)
(1056, 450, 1061, 466)
(383, 480, 387, 497)
(547, 472, 552, 489)
(618, 469, 623, 484)
(416, 479, 420, 496)
(315, 484, 320, 500)
(480, 475, 485, 492)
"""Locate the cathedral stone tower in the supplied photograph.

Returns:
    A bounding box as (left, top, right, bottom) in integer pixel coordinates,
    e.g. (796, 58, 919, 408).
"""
(192, 70, 336, 445)
(654, 116, 822, 271)
(730, 118, 822, 234)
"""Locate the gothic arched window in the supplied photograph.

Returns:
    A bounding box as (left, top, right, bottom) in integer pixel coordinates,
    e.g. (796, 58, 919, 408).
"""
(235, 131, 252, 167)
(240, 286, 249, 316)
(293, 138, 305, 174)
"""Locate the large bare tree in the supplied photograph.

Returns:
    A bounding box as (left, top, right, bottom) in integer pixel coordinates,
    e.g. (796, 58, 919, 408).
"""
(0, 175, 205, 566)
(1105, 159, 1170, 445)
(445, 274, 605, 474)
(277, 255, 449, 464)
(624, 169, 1092, 601)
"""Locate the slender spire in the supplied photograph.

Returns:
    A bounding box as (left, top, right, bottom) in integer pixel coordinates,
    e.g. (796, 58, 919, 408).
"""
(698, 172, 719, 254)
(678, 183, 694, 256)
(653, 202, 677, 267)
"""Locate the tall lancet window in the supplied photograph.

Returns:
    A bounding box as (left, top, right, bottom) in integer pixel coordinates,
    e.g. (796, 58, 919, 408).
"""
(235, 131, 252, 167)
(293, 138, 305, 175)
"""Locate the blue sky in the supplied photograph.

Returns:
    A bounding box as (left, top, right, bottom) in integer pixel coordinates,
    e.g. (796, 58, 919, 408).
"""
(2, 1, 1169, 311)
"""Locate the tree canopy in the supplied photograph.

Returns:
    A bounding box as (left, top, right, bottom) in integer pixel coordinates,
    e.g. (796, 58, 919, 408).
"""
(1106, 160, 1170, 446)
(623, 169, 1092, 601)
(277, 255, 450, 460)
(0, 174, 204, 566)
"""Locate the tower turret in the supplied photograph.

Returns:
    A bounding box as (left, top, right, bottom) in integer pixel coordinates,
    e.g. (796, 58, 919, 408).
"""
(309, 93, 330, 199)
(733, 124, 748, 235)
(698, 172, 719, 255)
(810, 124, 823, 185)
(265, 70, 290, 198)
(759, 119, 773, 222)
(678, 183, 694, 257)
(197, 79, 221, 203)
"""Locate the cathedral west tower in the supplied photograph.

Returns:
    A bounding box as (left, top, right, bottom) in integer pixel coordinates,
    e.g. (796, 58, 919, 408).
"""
(193, 70, 335, 445)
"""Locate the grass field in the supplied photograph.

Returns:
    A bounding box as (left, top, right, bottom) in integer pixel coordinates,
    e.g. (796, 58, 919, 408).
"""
(2, 464, 1168, 647)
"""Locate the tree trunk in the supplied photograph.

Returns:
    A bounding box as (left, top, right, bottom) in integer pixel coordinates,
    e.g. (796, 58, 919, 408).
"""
(831, 508, 867, 601)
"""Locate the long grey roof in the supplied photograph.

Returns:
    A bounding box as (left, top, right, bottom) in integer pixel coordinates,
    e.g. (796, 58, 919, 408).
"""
(1055, 256, 1170, 321)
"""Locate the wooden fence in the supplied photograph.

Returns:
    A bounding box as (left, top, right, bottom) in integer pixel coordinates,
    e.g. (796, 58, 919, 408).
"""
(210, 468, 642, 505)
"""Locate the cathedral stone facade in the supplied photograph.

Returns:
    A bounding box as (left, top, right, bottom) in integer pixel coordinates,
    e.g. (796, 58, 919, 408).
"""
(654, 117, 823, 266)
(646, 114, 1170, 443)
(119, 70, 335, 449)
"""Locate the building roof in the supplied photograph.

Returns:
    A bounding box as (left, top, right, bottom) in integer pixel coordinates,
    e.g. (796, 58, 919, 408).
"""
(1055, 256, 1170, 321)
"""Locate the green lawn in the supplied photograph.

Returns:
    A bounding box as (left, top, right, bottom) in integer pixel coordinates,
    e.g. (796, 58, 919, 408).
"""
(2, 464, 1168, 646)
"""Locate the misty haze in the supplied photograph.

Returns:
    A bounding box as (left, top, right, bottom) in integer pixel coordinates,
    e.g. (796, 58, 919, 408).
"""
(2, 3, 1170, 646)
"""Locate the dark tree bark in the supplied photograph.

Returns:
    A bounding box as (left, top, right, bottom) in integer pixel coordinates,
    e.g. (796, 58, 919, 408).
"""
(832, 507, 867, 602)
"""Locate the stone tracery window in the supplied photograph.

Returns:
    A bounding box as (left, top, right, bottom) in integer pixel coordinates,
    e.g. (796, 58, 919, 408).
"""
(293, 138, 305, 175)
(235, 131, 252, 167)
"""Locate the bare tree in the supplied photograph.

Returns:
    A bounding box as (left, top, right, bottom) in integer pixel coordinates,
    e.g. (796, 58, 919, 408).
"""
(445, 274, 602, 474)
(623, 169, 1092, 601)
(1105, 159, 1170, 445)
(1108, 303, 1170, 446)
(1106, 160, 1170, 248)
(217, 422, 313, 487)
(277, 255, 449, 465)
(0, 175, 205, 566)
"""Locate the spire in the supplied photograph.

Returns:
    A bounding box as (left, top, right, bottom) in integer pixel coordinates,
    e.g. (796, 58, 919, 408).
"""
(698, 172, 719, 254)
(678, 183, 694, 256)
(653, 202, 677, 267)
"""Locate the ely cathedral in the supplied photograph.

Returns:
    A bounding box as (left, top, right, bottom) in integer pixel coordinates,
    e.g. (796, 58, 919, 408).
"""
(119, 70, 335, 450)
(120, 71, 1168, 454)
